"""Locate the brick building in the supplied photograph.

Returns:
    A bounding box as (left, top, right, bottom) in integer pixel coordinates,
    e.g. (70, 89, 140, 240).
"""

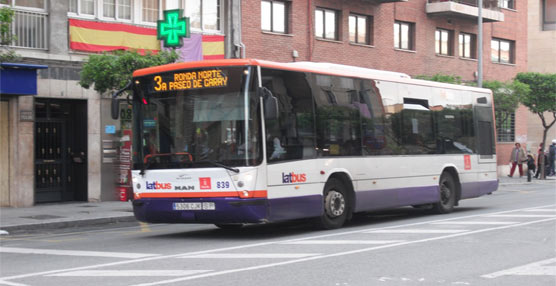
(242, 0, 529, 174)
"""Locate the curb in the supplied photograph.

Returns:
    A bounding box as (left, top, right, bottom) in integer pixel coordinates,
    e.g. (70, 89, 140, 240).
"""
(0, 215, 138, 235)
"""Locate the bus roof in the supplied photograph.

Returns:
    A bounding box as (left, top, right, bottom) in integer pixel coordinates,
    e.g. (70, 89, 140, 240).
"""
(132, 58, 491, 94)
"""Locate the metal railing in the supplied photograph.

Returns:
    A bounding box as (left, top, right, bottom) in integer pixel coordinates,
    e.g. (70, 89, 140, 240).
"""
(11, 9, 48, 50)
(427, 0, 500, 10)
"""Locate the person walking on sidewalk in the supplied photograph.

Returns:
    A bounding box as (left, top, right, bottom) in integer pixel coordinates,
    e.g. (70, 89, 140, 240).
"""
(508, 142, 526, 177)
(534, 143, 545, 179)
(549, 140, 556, 176)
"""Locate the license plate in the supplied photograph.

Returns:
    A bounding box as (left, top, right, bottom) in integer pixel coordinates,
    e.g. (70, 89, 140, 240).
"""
(173, 202, 215, 210)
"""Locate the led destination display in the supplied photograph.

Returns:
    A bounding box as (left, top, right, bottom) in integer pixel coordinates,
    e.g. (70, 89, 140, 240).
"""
(152, 69, 229, 92)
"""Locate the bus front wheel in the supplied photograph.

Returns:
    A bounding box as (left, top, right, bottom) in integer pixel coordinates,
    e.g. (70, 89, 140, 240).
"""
(433, 173, 456, 214)
(318, 178, 349, 229)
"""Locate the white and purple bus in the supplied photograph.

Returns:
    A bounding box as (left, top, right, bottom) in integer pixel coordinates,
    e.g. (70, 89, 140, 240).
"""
(124, 59, 498, 229)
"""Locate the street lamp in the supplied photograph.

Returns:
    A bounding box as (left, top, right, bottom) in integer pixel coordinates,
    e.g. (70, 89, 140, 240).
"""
(478, 0, 483, 87)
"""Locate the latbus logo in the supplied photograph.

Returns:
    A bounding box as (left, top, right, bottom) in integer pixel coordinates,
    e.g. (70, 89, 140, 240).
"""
(146, 181, 172, 190)
(282, 172, 307, 184)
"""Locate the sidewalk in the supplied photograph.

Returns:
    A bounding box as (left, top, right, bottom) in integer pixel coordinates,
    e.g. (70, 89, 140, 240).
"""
(0, 201, 136, 235)
(1, 176, 554, 235)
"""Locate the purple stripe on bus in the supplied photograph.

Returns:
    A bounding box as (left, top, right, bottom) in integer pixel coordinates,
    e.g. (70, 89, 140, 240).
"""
(461, 180, 498, 199)
(354, 185, 439, 212)
(267, 195, 322, 222)
(133, 197, 268, 224)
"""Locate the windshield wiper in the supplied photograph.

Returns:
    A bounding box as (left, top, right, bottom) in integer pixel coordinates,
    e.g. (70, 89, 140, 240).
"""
(199, 160, 240, 173)
(140, 153, 194, 175)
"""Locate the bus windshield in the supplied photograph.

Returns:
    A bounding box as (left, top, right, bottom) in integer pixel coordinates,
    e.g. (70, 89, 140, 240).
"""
(133, 66, 262, 170)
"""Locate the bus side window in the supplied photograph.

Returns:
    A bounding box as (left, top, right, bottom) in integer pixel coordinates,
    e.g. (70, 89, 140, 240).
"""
(261, 69, 316, 162)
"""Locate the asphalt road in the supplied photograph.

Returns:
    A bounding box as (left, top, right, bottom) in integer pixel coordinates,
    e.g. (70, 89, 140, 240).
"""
(1, 182, 555, 286)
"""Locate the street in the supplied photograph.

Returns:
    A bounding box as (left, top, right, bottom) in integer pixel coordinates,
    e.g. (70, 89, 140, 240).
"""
(1, 181, 555, 286)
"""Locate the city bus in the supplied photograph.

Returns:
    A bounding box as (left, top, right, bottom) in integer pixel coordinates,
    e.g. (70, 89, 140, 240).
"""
(120, 59, 498, 229)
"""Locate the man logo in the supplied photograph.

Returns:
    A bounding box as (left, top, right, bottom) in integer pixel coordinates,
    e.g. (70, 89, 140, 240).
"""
(175, 185, 195, 191)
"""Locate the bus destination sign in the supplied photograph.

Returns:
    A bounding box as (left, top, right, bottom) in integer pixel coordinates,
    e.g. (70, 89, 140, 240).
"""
(152, 69, 228, 92)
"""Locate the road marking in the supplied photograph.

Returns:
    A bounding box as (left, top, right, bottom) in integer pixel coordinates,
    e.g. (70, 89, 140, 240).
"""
(281, 240, 404, 245)
(2, 204, 554, 282)
(130, 217, 556, 286)
(482, 257, 556, 278)
(48, 270, 211, 277)
(487, 214, 555, 218)
(0, 280, 28, 286)
(365, 229, 468, 234)
(0, 247, 157, 259)
(524, 209, 556, 212)
(431, 221, 517, 225)
(178, 253, 320, 259)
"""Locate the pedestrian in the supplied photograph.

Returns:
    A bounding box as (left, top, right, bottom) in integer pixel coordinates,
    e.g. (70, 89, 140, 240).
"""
(534, 143, 545, 179)
(508, 142, 526, 177)
(549, 140, 556, 176)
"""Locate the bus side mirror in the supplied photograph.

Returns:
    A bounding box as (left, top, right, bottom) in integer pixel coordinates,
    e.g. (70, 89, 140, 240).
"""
(260, 87, 278, 120)
(111, 81, 133, 120)
(111, 97, 120, 120)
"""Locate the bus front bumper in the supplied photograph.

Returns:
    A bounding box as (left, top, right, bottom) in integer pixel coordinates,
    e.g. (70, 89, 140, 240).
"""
(132, 198, 269, 224)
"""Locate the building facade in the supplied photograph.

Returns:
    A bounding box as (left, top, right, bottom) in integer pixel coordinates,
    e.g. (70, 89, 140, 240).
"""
(0, 0, 534, 207)
(0, 0, 234, 207)
(242, 0, 528, 174)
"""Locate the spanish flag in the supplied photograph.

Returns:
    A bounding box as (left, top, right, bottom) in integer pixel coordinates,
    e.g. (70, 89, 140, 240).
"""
(69, 19, 159, 53)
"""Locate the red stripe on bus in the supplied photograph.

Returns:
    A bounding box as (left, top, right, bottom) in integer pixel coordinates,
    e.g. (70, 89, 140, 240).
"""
(136, 190, 267, 199)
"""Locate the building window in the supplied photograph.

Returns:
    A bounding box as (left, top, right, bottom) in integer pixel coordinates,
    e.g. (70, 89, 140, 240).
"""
(543, 0, 556, 30)
(459, 32, 476, 59)
(184, 0, 221, 32)
(496, 112, 514, 142)
(435, 28, 453, 56)
(315, 7, 338, 40)
(394, 21, 414, 50)
(2, 0, 47, 9)
(349, 14, 372, 45)
(102, 0, 131, 20)
(499, 0, 515, 9)
(261, 1, 287, 33)
(142, 0, 159, 23)
(491, 38, 514, 64)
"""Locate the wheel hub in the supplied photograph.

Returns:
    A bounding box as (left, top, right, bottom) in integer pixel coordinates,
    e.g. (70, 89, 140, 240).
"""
(325, 190, 345, 218)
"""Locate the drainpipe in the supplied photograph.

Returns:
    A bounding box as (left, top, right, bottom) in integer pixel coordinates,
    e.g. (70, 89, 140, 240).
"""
(236, 0, 246, 58)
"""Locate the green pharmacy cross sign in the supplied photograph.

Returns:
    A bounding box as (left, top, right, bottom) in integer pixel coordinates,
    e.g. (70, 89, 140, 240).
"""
(157, 9, 190, 48)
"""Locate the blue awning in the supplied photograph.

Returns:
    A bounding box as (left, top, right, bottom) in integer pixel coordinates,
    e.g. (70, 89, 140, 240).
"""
(1, 63, 48, 95)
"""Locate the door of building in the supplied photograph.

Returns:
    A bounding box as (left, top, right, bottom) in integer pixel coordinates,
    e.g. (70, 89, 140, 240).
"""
(35, 99, 87, 203)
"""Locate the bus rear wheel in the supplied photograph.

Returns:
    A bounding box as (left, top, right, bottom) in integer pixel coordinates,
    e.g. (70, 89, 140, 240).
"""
(318, 178, 349, 229)
(432, 173, 456, 214)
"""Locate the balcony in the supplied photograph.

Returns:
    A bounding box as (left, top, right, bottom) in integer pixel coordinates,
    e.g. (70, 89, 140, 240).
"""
(426, 0, 504, 22)
(10, 9, 48, 50)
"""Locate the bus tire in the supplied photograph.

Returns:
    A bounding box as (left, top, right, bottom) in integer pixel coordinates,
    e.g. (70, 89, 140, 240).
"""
(432, 173, 456, 214)
(318, 178, 349, 229)
(214, 223, 244, 230)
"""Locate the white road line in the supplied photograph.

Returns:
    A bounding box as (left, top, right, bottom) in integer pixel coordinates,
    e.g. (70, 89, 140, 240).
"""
(281, 240, 404, 245)
(0, 247, 156, 259)
(2, 204, 554, 282)
(0, 280, 28, 286)
(178, 253, 320, 259)
(366, 229, 468, 234)
(523, 209, 556, 212)
(431, 221, 517, 225)
(131, 217, 556, 286)
(482, 257, 556, 278)
(487, 214, 556, 218)
(48, 270, 211, 277)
